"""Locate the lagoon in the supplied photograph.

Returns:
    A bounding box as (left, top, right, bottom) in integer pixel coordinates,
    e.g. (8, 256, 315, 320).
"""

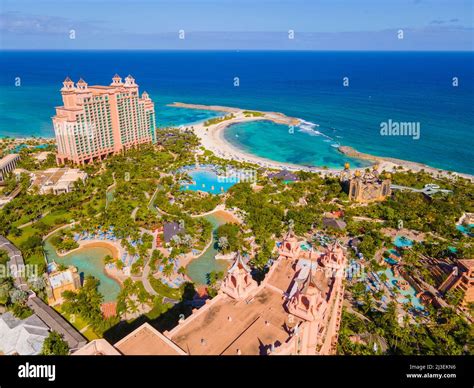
(186, 212, 231, 285)
(43, 238, 121, 302)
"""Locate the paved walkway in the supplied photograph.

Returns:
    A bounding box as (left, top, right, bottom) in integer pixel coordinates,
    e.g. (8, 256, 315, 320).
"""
(141, 260, 158, 296)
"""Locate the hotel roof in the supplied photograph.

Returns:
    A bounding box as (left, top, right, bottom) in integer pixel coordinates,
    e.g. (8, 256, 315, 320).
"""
(323, 217, 347, 230)
(0, 312, 50, 355)
(48, 270, 74, 289)
(115, 323, 185, 355)
(73, 338, 121, 355)
(169, 287, 300, 355)
(0, 235, 27, 289)
(268, 170, 298, 181)
(26, 296, 87, 351)
(266, 257, 297, 294)
(163, 221, 184, 243)
(0, 154, 20, 169)
(459, 259, 474, 270)
(31, 167, 87, 190)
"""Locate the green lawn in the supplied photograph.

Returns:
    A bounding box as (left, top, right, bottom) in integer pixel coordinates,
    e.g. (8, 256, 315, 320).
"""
(54, 305, 101, 341)
(148, 276, 183, 300)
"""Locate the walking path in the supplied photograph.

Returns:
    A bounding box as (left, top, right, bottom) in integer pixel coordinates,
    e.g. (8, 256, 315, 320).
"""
(18, 210, 51, 229)
(141, 260, 157, 296)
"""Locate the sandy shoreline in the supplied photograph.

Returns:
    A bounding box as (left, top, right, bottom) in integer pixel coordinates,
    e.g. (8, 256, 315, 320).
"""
(170, 102, 474, 181)
(338, 146, 474, 181)
(170, 102, 351, 176)
(55, 239, 122, 259)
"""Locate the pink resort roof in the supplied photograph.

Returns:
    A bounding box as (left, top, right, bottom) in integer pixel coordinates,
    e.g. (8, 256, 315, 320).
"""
(228, 252, 251, 274)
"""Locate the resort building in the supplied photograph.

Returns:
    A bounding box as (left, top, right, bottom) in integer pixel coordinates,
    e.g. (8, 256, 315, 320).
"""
(53, 75, 156, 165)
(322, 216, 347, 231)
(0, 235, 27, 290)
(340, 164, 391, 202)
(163, 221, 184, 244)
(106, 234, 347, 355)
(268, 170, 299, 182)
(73, 339, 121, 355)
(439, 259, 474, 310)
(32, 151, 51, 164)
(26, 296, 87, 352)
(31, 167, 87, 195)
(0, 312, 50, 355)
(45, 266, 81, 306)
(0, 154, 20, 185)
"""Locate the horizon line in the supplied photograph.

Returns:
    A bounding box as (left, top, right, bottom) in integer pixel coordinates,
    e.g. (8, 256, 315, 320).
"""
(2, 48, 473, 52)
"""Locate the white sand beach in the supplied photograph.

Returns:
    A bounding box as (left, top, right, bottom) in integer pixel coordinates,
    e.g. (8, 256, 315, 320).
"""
(170, 102, 474, 181)
(170, 103, 398, 177)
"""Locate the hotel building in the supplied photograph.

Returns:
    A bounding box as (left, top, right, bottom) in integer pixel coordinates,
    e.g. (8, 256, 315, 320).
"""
(439, 259, 474, 310)
(30, 167, 88, 195)
(53, 75, 156, 165)
(0, 154, 20, 185)
(340, 164, 391, 203)
(45, 265, 82, 306)
(76, 231, 347, 356)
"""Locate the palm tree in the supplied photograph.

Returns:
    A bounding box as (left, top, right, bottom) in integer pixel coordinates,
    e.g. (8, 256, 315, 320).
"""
(104, 255, 114, 264)
(171, 235, 182, 246)
(163, 263, 174, 278)
(182, 234, 193, 247)
(218, 236, 229, 251)
(362, 293, 375, 315)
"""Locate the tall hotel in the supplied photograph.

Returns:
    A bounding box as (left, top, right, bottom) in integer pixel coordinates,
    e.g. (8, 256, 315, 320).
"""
(52, 75, 156, 165)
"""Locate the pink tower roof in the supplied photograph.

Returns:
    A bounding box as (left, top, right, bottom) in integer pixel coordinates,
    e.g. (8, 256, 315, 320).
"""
(296, 268, 328, 295)
(228, 252, 251, 274)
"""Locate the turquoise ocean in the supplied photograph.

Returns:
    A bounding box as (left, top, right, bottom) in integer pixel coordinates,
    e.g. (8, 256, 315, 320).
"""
(0, 51, 473, 174)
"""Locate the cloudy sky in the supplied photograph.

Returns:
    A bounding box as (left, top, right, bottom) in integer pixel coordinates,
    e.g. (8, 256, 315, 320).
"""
(1, 0, 473, 50)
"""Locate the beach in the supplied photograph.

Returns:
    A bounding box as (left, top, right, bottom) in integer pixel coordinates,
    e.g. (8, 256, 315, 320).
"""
(55, 239, 122, 259)
(170, 102, 369, 176)
(170, 102, 473, 180)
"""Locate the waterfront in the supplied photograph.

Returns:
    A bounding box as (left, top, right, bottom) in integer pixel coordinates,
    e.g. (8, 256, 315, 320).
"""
(1, 51, 473, 175)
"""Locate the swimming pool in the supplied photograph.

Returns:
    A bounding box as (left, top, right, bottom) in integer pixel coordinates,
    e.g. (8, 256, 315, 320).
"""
(300, 242, 311, 251)
(384, 257, 398, 265)
(379, 268, 424, 310)
(456, 224, 473, 236)
(384, 249, 400, 265)
(394, 236, 413, 248)
(180, 167, 239, 194)
(43, 238, 121, 302)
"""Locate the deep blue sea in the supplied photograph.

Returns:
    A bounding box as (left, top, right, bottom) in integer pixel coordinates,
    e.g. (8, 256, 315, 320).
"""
(0, 51, 473, 174)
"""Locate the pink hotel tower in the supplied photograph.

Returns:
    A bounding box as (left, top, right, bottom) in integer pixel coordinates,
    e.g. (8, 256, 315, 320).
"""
(53, 75, 156, 165)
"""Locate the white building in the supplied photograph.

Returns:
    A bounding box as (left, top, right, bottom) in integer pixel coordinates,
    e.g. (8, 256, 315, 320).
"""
(0, 312, 50, 355)
(31, 167, 88, 195)
(0, 154, 20, 185)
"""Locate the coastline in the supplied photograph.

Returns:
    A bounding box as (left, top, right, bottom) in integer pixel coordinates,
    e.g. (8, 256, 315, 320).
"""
(169, 102, 352, 176)
(170, 102, 474, 181)
(338, 146, 474, 182)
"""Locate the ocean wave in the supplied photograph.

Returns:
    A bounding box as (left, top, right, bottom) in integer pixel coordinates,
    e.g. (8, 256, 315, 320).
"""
(297, 119, 333, 141)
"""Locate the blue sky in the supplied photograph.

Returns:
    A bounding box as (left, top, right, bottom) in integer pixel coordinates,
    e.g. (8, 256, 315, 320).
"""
(1, 0, 473, 50)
